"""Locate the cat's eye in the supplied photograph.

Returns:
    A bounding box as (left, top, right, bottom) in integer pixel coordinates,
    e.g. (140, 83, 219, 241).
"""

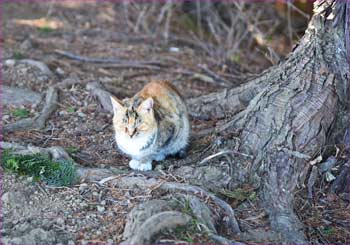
(137, 118, 142, 124)
(123, 118, 127, 123)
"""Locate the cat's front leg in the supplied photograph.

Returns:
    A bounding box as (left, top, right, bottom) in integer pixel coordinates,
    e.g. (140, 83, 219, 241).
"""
(129, 159, 152, 171)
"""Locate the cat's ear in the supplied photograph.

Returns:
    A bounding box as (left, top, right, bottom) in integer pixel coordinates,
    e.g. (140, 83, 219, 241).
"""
(139, 97, 154, 112)
(110, 96, 123, 114)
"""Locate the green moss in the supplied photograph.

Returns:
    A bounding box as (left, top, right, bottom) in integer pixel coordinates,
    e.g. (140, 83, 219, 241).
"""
(12, 108, 29, 118)
(218, 187, 256, 201)
(66, 106, 75, 113)
(181, 198, 193, 216)
(38, 26, 54, 34)
(12, 51, 25, 60)
(321, 227, 336, 236)
(2, 149, 76, 186)
(230, 54, 241, 63)
(65, 146, 79, 154)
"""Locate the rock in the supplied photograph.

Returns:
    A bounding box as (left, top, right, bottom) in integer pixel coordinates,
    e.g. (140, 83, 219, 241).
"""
(2, 85, 42, 106)
(20, 39, 33, 51)
(56, 217, 65, 226)
(169, 47, 180, 52)
(59, 110, 67, 116)
(4, 59, 16, 67)
(2, 191, 28, 208)
(79, 183, 88, 190)
(18, 59, 53, 76)
(55, 67, 65, 75)
(2, 228, 57, 244)
(78, 112, 86, 118)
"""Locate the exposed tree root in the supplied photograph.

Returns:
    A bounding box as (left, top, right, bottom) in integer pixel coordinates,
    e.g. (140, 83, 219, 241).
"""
(122, 200, 173, 242)
(159, 182, 241, 235)
(123, 211, 192, 244)
(3, 86, 58, 133)
(5, 59, 53, 76)
(121, 189, 242, 244)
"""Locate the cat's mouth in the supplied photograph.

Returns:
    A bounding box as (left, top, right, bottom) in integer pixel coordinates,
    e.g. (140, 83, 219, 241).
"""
(127, 129, 137, 138)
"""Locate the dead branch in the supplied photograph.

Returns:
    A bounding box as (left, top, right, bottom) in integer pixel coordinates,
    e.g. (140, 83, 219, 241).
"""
(54, 49, 165, 67)
(95, 63, 161, 70)
(197, 64, 231, 86)
(307, 166, 319, 200)
(4, 86, 58, 133)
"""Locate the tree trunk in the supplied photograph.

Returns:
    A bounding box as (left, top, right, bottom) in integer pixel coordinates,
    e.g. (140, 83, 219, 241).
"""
(189, 0, 349, 243)
(52, 1, 348, 243)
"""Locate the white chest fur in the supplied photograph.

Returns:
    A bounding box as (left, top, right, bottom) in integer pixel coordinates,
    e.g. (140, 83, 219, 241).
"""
(115, 131, 156, 159)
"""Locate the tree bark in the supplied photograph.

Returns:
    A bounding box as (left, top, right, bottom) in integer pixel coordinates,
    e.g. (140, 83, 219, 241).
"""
(189, 1, 349, 243)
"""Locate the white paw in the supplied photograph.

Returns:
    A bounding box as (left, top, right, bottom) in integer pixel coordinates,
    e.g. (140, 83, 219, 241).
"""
(129, 159, 141, 170)
(138, 162, 152, 171)
(129, 160, 152, 171)
(154, 154, 165, 161)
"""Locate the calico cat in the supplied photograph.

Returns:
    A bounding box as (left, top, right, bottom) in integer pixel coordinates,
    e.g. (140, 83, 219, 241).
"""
(111, 80, 190, 171)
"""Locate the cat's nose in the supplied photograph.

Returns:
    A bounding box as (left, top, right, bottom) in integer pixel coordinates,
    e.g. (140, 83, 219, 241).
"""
(127, 128, 136, 138)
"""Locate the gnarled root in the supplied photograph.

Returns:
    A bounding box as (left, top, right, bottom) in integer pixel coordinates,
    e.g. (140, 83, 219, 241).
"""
(121, 190, 241, 244)
(122, 211, 192, 244)
(4, 86, 58, 133)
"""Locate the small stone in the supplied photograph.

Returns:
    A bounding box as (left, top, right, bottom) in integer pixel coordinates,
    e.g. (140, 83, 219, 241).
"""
(20, 39, 32, 51)
(155, 164, 165, 170)
(107, 239, 114, 244)
(100, 200, 106, 205)
(55, 67, 65, 75)
(92, 191, 99, 196)
(97, 206, 105, 212)
(78, 112, 86, 118)
(5, 59, 16, 67)
(2, 115, 10, 121)
(56, 217, 65, 225)
(169, 47, 180, 52)
(78, 183, 88, 192)
(68, 240, 75, 245)
(59, 111, 66, 116)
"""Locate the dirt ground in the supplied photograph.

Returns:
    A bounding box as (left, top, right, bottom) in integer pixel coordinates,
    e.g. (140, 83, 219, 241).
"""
(2, 2, 349, 244)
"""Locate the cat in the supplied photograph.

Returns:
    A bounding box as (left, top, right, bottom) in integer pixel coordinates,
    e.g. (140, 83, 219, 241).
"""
(110, 80, 190, 171)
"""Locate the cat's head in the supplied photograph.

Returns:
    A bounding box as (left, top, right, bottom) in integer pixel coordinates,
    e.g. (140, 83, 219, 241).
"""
(110, 96, 157, 138)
